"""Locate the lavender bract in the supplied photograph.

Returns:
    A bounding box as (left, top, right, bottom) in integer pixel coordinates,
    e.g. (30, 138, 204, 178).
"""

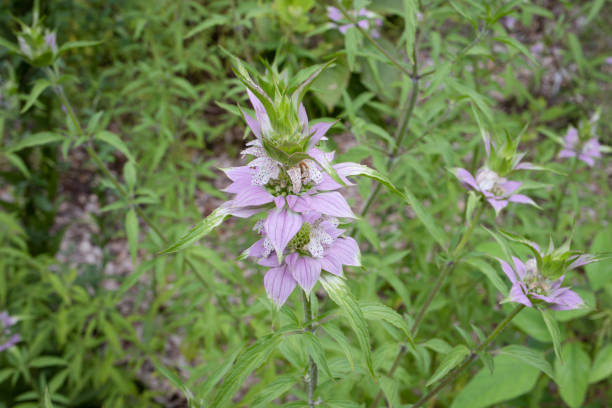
(0, 311, 20, 352)
(327, 6, 383, 38)
(558, 126, 601, 167)
(222, 83, 362, 306)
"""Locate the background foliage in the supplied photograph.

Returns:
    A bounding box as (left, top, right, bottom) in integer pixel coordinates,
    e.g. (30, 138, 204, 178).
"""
(1, 0, 611, 407)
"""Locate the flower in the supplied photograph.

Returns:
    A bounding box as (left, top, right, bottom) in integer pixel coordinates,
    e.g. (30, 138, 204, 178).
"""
(327, 6, 383, 38)
(558, 126, 601, 167)
(455, 167, 536, 214)
(0, 311, 20, 352)
(498, 256, 584, 310)
(222, 81, 362, 306)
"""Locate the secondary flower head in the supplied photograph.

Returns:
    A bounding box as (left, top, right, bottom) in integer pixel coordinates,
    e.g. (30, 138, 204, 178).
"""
(222, 58, 363, 306)
(497, 233, 605, 310)
(0, 311, 20, 352)
(15, 16, 58, 67)
(327, 6, 383, 38)
(453, 133, 538, 214)
(558, 126, 602, 167)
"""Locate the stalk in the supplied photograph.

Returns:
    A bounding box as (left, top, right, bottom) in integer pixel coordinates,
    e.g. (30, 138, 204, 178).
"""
(411, 304, 525, 408)
(302, 291, 318, 407)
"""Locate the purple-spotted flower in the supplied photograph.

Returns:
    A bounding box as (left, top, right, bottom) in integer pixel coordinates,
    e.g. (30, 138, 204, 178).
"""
(499, 256, 584, 310)
(453, 135, 538, 214)
(558, 126, 602, 167)
(222, 61, 363, 306)
(0, 311, 20, 352)
(327, 6, 383, 38)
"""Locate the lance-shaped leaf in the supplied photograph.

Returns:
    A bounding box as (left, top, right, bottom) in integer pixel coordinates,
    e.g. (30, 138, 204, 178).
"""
(301, 332, 334, 380)
(403, 188, 448, 251)
(290, 59, 335, 110)
(427, 345, 470, 386)
(359, 301, 415, 349)
(152, 358, 195, 403)
(159, 207, 229, 254)
(211, 333, 282, 407)
(320, 274, 375, 379)
(499, 345, 554, 379)
(539, 308, 563, 363)
(5, 131, 63, 153)
(21, 79, 50, 113)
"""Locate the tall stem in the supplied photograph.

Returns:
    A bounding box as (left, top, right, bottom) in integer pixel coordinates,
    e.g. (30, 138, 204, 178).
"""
(370, 201, 484, 407)
(302, 291, 318, 407)
(411, 304, 525, 408)
(552, 158, 577, 231)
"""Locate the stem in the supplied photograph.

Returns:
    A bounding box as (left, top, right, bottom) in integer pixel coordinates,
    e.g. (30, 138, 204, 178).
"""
(302, 291, 318, 407)
(411, 304, 525, 408)
(370, 202, 484, 408)
(552, 158, 577, 231)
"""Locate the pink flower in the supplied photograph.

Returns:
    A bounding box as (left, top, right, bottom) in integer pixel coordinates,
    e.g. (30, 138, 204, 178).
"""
(327, 6, 383, 37)
(0, 311, 20, 352)
(558, 126, 601, 167)
(498, 257, 584, 310)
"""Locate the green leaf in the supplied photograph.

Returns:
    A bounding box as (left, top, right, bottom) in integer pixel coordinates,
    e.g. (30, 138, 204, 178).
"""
(322, 324, 354, 369)
(494, 35, 538, 66)
(251, 374, 299, 408)
(198, 349, 242, 401)
(345, 27, 359, 70)
(158, 207, 229, 254)
(301, 332, 333, 380)
(5, 153, 30, 178)
(94, 130, 136, 162)
(586, 225, 612, 290)
(539, 308, 562, 362)
(589, 343, 612, 383)
(29, 356, 68, 368)
(6, 132, 63, 153)
(58, 40, 102, 55)
(554, 342, 591, 408)
(125, 209, 139, 264)
(21, 79, 50, 113)
(403, 188, 447, 250)
(427, 345, 470, 386)
(43, 387, 54, 408)
(184, 15, 228, 39)
(211, 333, 282, 407)
(402, 0, 418, 62)
(152, 358, 195, 402)
(320, 274, 374, 379)
(359, 301, 415, 349)
(462, 257, 508, 295)
(0, 36, 21, 54)
(499, 345, 554, 379)
(448, 79, 493, 123)
(450, 354, 540, 408)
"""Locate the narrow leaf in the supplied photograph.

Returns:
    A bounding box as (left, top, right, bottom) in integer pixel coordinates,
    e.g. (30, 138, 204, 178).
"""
(94, 130, 136, 162)
(6, 132, 63, 153)
(427, 345, 470, 386)
(159, 207, 229, 254)
(403, 188, 448, 250)
(125, 209, 139, 264)
(539, 308, 562, 362)
(21, 79, 50, 113)
(359, 301, 415, 349)
(499, 345, 554, 379)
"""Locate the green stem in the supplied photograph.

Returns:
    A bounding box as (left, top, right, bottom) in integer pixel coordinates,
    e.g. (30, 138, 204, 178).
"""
(552, 158, 577, 231)
(302, 291, 318, 407)
(370, 202, 484, 408)
(411, 304, 525, 408)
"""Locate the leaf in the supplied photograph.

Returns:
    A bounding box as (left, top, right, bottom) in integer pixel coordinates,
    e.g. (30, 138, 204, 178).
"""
(58, 40, 102, 55)
(158, 207, 229, 254)
(462, 257, 508, 295)
(29, 356, 68, 368)
(494, 35, 538, 66)
(450, 354, 540, 408)
(125, 209, 139, 264)
(586, 225, 612, 290)
(499, 345, 554, 379)
(152, 358, 195, 402)
(301, 332, 333, 380)
(334, 162, 410, 204)
(589, 344, 612, 383)
(554, 342, 591, 408)
(359, 301, 415, 349)
(6, 132, 63, 153)
(21, 79, 50, 113)
(197, 348, 242, 401)
(403, 188, 447, 250)
(43, 387, 54, 408)
(322, 324, 354, 369)
(539, 308, 562, 362)
(345, 27, 359, 71)
(211, 333, 282, 407)
(5, 153, 30, 178)
(0, 36, 21, 54)
(320, 274, 374, 379)
(426, 345, 470, 386)
(184, 15, 228, 39)
(448, 79, 493, 123)
(402, 0, 418, 62)
(94, 130, 136, 162)
(251, 374, 299, 408)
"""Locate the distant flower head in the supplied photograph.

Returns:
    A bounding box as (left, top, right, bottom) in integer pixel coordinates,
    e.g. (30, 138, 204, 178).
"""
(453, 134, 538, 214)
(558, 126, 601, 167)
(499, 257, 584, 310)
(327, 6, 383, 38)
(16, 23, 58, 67)
(605, 56, 612, 65)
(0, 311, 20, 352)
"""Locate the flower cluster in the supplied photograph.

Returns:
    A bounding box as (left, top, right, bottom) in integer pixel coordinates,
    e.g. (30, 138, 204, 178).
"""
(453, 135, 537, 214)
(497, 236, 600, 310)
(558, 126, 601, 167)
(327, 6, 383, 38)
(222, 68, 361, 306)
(0, 311, 20, 352)
(16, 18, 58, 67)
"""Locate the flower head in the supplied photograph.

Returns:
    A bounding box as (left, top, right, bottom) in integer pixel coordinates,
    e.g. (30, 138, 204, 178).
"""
(558, 126, 602, 167)
(327, 6, 383, 38)
(0, 311, 20, 352)
(453, 134, 538, 214)
(223, 61, 362, 306)
(16, 19, 58, 67)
